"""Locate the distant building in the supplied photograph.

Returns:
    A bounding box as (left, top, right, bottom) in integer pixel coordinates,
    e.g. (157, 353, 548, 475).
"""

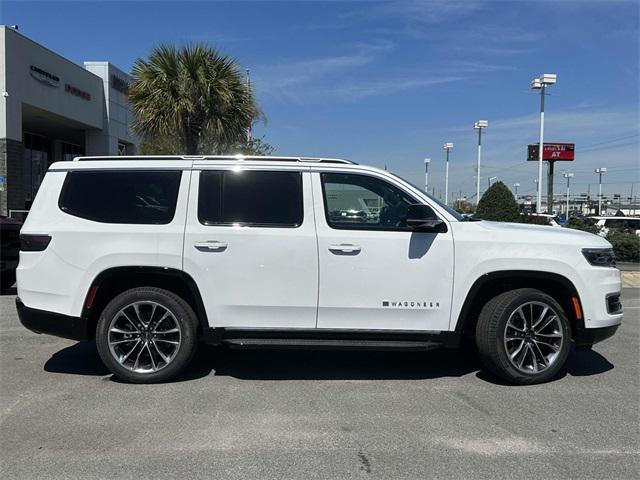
(0, 26, 139, 215)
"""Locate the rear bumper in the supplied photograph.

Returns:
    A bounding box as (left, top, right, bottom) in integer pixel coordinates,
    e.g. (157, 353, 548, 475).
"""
(16, 297, 90, 341)
(574, 324, 619, 347)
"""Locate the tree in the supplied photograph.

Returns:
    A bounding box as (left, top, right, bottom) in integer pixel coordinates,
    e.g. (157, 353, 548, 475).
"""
(129, 44, 260, 155)
(139, 133, 274, 156)
(474, 181, 520, 222)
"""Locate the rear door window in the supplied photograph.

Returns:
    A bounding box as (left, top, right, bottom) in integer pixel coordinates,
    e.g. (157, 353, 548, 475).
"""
(198, 170, 303, 227)
(59, 170, 182, 224)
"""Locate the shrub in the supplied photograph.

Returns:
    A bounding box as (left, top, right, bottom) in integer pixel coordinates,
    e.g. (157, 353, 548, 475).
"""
(565, 217, 601, 235)
(606, 229, 640, 263)
(475, 181, 520, 222)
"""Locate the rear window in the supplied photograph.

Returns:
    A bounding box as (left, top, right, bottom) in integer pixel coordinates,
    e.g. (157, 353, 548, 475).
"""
(59, 170, 182, 224)
(198, 170, 303, 227)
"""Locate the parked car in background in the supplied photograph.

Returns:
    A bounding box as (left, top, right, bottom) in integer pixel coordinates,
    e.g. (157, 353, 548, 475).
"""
(591, 216, 640, 237)
(1, 215, 22, 291)
(521, 213, 564, 227)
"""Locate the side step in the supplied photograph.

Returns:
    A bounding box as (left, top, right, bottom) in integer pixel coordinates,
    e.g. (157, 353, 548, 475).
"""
(222, 338, 441, 351)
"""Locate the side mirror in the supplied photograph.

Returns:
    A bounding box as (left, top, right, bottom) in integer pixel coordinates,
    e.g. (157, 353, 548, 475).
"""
(406, 204, 447, 232)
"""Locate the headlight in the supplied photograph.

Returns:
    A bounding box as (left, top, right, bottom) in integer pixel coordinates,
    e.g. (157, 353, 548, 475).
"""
(582, 248, 616, 267)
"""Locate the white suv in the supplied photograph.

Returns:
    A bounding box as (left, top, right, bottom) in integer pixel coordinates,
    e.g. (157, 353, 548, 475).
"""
(16, 156, 623, 384)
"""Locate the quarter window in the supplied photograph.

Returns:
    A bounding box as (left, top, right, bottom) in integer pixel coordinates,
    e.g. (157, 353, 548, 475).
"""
(198, 170, 303, 227)
(321, 172, 425, 230)
(59, 170, 182, 224)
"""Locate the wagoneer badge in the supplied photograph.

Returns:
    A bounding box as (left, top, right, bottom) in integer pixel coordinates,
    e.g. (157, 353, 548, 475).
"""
(382, 300, 440, 309)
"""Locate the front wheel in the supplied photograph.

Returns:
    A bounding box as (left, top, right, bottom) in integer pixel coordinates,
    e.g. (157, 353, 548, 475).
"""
(96, 287, 198, 383)
(476, 288, 571, 385)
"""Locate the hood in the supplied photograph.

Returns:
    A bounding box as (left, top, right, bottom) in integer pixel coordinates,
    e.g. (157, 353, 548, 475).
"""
(471, 220, 610, 247)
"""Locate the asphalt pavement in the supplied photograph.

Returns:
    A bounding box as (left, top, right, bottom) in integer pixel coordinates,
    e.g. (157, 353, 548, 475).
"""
(1, 288, 638, 479)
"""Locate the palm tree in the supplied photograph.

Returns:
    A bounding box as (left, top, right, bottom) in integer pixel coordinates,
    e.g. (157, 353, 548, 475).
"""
(129, 44, 259, 155)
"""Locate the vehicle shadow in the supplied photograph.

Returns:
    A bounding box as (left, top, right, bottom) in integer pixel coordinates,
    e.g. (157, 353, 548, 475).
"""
(43, 341, 614, 384)
(475, 346, 615, 385)
(0, 286, 17, 296)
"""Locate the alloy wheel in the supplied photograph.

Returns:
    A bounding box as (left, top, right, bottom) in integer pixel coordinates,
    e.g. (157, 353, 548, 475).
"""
(107, 301, 182, 373)
(503, 301, 564, 374)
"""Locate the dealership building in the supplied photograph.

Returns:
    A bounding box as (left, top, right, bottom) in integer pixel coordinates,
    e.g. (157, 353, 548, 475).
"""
(0, 25, 140, 215)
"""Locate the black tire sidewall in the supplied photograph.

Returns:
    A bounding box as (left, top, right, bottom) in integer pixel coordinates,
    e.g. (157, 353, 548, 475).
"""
(96, 287, 198, 383)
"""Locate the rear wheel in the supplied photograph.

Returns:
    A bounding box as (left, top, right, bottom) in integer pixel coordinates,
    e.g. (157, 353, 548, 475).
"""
(96, 287, 198, 383)
(476, 288, 571, 385)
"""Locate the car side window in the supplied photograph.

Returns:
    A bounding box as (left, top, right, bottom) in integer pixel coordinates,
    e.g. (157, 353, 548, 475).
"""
(321, 172, 427, 231)
(59, 170, 182, 224)
(198, 170, 303, 228)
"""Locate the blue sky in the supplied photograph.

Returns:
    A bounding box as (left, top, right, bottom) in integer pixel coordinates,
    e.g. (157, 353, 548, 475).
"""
(4, 0, 639, 199)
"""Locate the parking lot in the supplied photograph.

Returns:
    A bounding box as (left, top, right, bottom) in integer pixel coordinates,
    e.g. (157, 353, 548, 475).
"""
(1, 288, 638, 479)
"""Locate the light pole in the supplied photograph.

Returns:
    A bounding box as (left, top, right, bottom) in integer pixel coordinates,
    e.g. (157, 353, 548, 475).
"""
(531, 73, 557, 213)
(563, 172, 574, 220)
(488, 176, 497, 189)
(474, 120, 488, 204)
(595, 167, 607, 215)
(443, 143, 454, 205)
(424, 158, 431, 194)
(513, 182, 520, 199)
(246, 69, 252, 143)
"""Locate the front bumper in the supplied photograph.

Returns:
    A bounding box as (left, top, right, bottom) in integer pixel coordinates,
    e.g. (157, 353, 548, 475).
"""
(16, 297, 90, 341)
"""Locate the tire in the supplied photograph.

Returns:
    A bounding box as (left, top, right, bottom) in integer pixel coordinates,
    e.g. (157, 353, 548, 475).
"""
(476, 288, 571, 385)
(1, 270, 16, 291)
(96, 287, 198, 383)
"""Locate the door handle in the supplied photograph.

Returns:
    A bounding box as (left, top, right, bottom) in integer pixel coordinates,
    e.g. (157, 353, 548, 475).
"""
(328, 244, 362, 254)
(194, 241, 228, 252)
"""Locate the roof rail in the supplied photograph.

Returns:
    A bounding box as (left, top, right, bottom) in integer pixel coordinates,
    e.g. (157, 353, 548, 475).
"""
(73, 155, 356, 165)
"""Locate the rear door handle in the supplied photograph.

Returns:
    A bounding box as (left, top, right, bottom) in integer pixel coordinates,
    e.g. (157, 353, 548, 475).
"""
(328, 244, 362, 254)
(194, 241, 228, 252)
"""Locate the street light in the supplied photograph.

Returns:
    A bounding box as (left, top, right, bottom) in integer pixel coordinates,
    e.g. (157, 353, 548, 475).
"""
(595, 167, 607, 215)
(488, 176, 497, 188)
(563, 172, 574, 220)
(531, 73, 557, 213)
(474, 120, 488, 204)
(424, 158, 431, 193)
(443, 143, 454, 205)
(513, 182, 520, 199)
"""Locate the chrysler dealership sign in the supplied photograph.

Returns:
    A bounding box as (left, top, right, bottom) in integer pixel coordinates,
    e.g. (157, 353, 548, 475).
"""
(30, 65, 60, 87)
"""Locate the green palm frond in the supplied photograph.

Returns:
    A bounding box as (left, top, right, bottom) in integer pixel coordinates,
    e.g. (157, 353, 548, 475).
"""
(129, 43, 259, 155)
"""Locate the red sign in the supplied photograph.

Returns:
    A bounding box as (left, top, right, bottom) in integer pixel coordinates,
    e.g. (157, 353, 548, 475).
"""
(527, 143, 575, 161)
(65, 83, 91, 101)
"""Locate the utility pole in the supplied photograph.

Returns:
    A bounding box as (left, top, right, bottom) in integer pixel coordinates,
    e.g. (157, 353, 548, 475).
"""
(595, 168, 607, 215)
(246, 69, 252, 143)
(424, 158, 431, 193)
(474, 120, 488, 204)
(443, 143, 454, 206)
(531, 74, 557, 213)
(563, 172, 574, 221)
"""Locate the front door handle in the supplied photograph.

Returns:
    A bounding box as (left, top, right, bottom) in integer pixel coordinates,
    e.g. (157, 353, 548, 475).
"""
(194, 240, 228, 252)
(328, 244, 362, 254)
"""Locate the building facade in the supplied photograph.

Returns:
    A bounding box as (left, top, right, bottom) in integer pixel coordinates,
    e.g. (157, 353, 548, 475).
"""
(0, 26, 139, 215)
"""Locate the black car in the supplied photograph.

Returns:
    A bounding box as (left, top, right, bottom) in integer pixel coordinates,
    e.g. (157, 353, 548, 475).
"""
(1, 215, 22, 290)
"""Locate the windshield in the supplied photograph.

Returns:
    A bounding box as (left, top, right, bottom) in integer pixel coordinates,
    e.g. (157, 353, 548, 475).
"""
(388, 172, 465, 221)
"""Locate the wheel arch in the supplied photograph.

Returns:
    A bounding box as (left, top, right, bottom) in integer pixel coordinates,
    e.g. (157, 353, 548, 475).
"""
(82, 266, 209, 340)
(455, 270, 583, 339)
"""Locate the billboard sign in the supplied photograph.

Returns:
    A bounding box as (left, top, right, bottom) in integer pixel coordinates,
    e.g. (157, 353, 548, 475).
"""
(527, 143, 575, 161)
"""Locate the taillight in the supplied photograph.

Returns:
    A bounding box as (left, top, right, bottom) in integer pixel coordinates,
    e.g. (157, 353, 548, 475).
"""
(20, 234, 51, 252)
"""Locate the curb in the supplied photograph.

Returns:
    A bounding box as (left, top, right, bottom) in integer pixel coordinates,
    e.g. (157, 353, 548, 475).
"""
(621, 271, 640, 288)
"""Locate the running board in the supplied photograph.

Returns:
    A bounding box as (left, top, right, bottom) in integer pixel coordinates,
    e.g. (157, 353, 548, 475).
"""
(222, 338, 442, 351)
